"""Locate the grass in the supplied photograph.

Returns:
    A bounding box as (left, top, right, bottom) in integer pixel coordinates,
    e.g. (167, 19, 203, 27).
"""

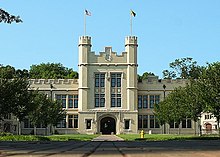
(117, 134, 220, 141)
(0, 134, 99, 141)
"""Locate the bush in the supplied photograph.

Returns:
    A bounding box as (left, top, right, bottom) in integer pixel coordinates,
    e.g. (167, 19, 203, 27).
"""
(0, 132, 13, 136)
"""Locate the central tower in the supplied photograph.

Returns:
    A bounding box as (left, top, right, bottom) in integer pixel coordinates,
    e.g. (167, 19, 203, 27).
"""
(78, 36, 138, 134)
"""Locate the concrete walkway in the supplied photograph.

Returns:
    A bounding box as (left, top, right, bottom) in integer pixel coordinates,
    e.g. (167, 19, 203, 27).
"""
(92, 135, 124, 141)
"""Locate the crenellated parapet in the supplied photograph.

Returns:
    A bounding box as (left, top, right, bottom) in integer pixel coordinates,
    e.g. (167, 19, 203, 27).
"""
(29, 79, 78, 85)
(78, 36, 91, 46)
(138, 76, 188, 91)
(28, 79, 79, 91)
(125, 36, 138, 46)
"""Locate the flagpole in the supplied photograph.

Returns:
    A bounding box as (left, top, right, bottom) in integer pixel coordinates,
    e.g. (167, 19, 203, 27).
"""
(130, 12, 132, 36)
(84, 11, 86, 36)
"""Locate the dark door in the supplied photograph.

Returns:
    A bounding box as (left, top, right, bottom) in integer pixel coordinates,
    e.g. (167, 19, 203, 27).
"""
(100, 117, 116, 134)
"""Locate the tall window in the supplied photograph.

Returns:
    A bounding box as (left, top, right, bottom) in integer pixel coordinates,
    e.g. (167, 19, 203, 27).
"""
(150, 115, 160, 128)
(169, 121, 179, 128)
(74, 115, 78, 128)
(56, 95, 67, 108)
(94, 73, 105, 107)
(138, 95, 148, 109)
(111, 73, 122, 107)
(56, 116, 66, 128)
(57, 94, 78, 109)
(149, 95, 160, 109)
(67, 115, 78, 128)
(138, 115, 148, 129)
(68, 115, 73, 128)
(74, 95, 78, 108)
(182, 118, 192, 128)
(68, 95, 73, 108)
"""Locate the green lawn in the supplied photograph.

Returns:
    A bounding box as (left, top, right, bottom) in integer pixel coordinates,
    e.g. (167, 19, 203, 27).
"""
(117, 134, 220, 141)
(0, 134, 99, 141)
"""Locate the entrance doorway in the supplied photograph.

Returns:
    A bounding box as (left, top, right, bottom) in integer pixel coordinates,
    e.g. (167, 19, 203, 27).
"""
(205, 123, 212, 133)
(100, 117, 116, 134)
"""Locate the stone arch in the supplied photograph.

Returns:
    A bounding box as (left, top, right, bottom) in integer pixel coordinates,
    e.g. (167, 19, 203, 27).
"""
(99, 114, 116, 134)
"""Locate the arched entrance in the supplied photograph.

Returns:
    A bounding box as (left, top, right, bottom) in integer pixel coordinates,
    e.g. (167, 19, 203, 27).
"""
(205, 123, 212, 133)
(100, 117, 116, 134)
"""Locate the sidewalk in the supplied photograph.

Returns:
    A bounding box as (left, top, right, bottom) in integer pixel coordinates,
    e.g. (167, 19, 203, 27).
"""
(92, 135, 124, 141)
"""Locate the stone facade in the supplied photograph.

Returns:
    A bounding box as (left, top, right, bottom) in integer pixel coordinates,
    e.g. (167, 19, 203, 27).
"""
(4, 36, 200, 135)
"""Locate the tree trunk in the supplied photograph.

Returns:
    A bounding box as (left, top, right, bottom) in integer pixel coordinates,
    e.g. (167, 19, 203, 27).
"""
(45, 125, 48, 136)
(178, 124, 180, 135)
(218, 118, 220, 137)
(194, 120, 197, 135)
(34, 126, 36, 135)
(18, 121, 21, 135)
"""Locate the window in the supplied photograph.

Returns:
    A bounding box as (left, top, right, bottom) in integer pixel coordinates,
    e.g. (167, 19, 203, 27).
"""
(23, 119, 34, 128)
(138, 95, 142, 109)
(205, 114, 213, 119)
(68, 95, 73, 108)
(68, 115, 73, 128)
(124, 119, 130, 130)
(111, 73, 122, 107)
(56, 95, 67, 108)
(138, 115, 148, 129)
(150, 115, 160, 128)
(182, 118, 192, 128)
(138, 115, 142, 129)
(74, 95, 78, 108)
(86, 119, 92, 129)
(94, 73, 105, 107)
(143, 115, 148, 128)
(57, 116, 66, 128)
(149, 95, 160, 109)
(169, 121, 179, 128)
(138, 95, 148, 109)
(74, 115, 78, 128)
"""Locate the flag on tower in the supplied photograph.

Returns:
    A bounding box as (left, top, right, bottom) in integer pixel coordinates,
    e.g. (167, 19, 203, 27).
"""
(130, 10, 136, 17)
(85, 9, 91, 16)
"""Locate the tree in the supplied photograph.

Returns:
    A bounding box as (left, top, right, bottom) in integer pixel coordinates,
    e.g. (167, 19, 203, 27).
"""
(155, 87, 189, 134)
(29, 63, 78, 79)
(199, 62, 220, 135)
(0, 65, 16, 79)
(138, 72, 155, 81)
(28, 92, 66, 135)
(163, 57, 203, 79)
(0, 8, 22, 23)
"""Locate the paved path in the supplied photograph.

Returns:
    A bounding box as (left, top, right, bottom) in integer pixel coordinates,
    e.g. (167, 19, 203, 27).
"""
(92, 135, 124, 141)
(1, 138, 220, 156)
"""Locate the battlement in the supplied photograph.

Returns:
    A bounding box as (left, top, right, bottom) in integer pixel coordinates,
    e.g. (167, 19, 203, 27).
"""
(29, 79, 78, 85)
(139, 76, 188, 84)
(79, 36, 91, 46)
(125, 36, 138, 46)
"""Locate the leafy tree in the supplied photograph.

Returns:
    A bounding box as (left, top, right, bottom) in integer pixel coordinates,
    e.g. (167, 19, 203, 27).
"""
(0, 65, 16, 79)
(155, 87, 189, 134)
(28, 92, 65, 135)
(138, 72, 155, 81)
(0, 8, 22, 23)
(29, 63, 78, 79)
(163, 57, 203, 79)
(199, 62, 220, 135)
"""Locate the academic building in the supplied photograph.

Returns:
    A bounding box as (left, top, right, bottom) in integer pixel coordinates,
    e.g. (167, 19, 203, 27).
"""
(2, 36, 200, 135)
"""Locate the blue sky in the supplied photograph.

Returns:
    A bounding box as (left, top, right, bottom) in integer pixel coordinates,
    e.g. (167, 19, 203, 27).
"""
(1, 0, 220, 78)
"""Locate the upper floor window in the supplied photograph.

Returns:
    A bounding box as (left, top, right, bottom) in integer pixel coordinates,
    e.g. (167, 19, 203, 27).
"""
(56, 94, 78, 109)
(138, 95, 159, 109)
(94, 73, 105, 107)
(111, 73, 122, 107)
(138, 95, 148, 109)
